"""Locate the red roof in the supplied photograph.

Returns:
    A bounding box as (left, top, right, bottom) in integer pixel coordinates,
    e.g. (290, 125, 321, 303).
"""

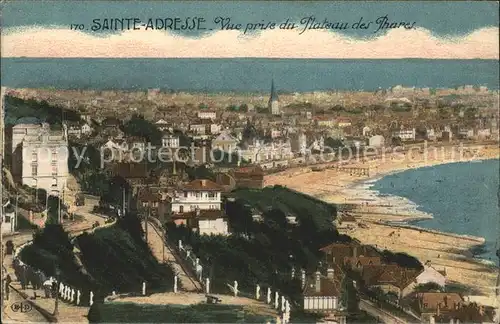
(181, 179, 223, 191)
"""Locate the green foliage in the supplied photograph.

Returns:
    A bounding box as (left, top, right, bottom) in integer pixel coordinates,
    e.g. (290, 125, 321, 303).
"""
(76, 223, 174, 293)
(380, 250, 423, 270)
(4, 96, 81, 126)
(341, 276, 360, 313)
(88, 302, 103, 323)
(414, 282, 444, 292)
(330, 105, 344, 112)
(168, 188, 349, 306)
(231, 186, 337, 231)
(19, 224, 92, 303)
(325, 137, 344, 150)
(95, 302, 275, 323)
(122, 113, 163, 145)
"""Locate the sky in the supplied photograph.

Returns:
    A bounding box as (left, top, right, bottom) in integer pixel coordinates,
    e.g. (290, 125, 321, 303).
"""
(1, 1, 499, 59)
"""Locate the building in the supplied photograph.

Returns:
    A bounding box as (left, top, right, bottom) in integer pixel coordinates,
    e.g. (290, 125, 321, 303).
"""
(415, 261, 446, 288)
(15, 123, 69, 193)
(161, 133, 180, 148)
(335, 117, 352, 128)
(290, 132, 307, 155)
(302, 268, 343, 315)
(269, 80, 280, 115)
(315, 116, 336, 128)
(171, 209, 228, 236)
(212, 131, 239, 153)
(368, 135, 385, 148)
(197, 111, 217, 120)
(393, 128, 416, 141)
(361, 264, 423, 299)
(416, 292, 464, 322)
(170, 179, 228, 235)
(1, 204, 16, 234)
(232, 165, 265, 189)
(109, 162, 150, 188)
(171, 179, 223, 213)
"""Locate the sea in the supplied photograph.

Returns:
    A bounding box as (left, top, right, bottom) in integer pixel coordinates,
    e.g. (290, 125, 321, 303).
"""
(1, 58, 499, 91)
(370, 159, 500, 261)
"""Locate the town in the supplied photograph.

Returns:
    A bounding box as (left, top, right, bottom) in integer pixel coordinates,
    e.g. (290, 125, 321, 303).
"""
(1, 82, 499, 324)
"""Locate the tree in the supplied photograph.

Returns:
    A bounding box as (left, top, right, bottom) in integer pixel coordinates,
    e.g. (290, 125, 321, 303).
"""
(87, 301, 102, 323)
(331, 105, 344, 112)
(122, 113, 162, 145)
(391, 137, 402, 147)
(341, 276, 359, 313)
(414, 282, 444, 292)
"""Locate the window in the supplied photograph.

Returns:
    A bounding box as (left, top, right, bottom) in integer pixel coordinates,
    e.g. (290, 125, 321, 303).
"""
(52, 164, 58, 176)
(208, 192, 216, 198)
(179, 206, 184, 213)
(4, 215, 11, 223)
(51, 178, 57, 187)
(32, 151, 38, 161)
(184, 192, 188, 198)
(423, 303, 428, 308)
(31, 164, 38, 176)
(52, 150, 58, 161)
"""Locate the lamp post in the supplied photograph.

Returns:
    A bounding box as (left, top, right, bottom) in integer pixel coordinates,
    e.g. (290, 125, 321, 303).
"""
(53, 267, 60, 316)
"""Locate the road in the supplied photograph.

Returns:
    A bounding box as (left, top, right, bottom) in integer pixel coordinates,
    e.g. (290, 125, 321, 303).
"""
(143, 220, 203, 292)
(3, 287, 49, 323)
(360, 299, 408, 324)
(2, 198, 104, 323)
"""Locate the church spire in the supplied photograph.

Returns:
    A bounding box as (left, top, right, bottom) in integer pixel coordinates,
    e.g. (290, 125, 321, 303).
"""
(270, 79, 278, 102)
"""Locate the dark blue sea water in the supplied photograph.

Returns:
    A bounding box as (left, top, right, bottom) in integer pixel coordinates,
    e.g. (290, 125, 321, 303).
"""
(1, 58, 498, 91)
(371, 159, 500, 261)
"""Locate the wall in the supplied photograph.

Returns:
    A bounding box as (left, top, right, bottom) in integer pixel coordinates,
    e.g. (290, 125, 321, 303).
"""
(303, 296, 338, 311)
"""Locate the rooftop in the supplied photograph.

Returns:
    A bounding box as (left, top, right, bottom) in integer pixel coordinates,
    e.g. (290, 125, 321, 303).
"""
(181, 179, 223, 191)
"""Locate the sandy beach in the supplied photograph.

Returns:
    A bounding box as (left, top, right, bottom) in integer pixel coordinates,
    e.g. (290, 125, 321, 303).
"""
(265, 143, 500, 305)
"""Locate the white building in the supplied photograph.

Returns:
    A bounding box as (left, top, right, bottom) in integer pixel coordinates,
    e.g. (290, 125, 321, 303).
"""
(212, 131, 239, 153)
(171, 179, 223, 213)
(291, 132, 307, 155)
(197, 111, 217, 120)
(426, 128, 436, 140)
(368, 135, 385, 148)
(1, 204, 16, 234)
(238, 139, 292, 164)
(171, 179, 228, 236)
(12, 123, 69, 193)
(161, 134, 180, 148)
(302, 269, 342, 313)
(393, 128, 416, 141)
(416, 262, 446, 288)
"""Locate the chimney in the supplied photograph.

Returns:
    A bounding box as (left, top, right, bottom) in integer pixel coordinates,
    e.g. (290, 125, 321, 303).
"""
(314, 271, 321, 293)
(201, 179, 207, 186)
(327, 268, 335, 279)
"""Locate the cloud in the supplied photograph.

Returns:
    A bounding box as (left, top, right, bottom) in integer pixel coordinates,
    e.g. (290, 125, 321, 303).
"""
(2, 26, 498, 59)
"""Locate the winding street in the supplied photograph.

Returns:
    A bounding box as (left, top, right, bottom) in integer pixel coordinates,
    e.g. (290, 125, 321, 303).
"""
(2, 197, 105, 323)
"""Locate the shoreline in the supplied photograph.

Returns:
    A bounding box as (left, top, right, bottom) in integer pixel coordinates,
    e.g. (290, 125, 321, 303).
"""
(265, 144, 500, 304)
